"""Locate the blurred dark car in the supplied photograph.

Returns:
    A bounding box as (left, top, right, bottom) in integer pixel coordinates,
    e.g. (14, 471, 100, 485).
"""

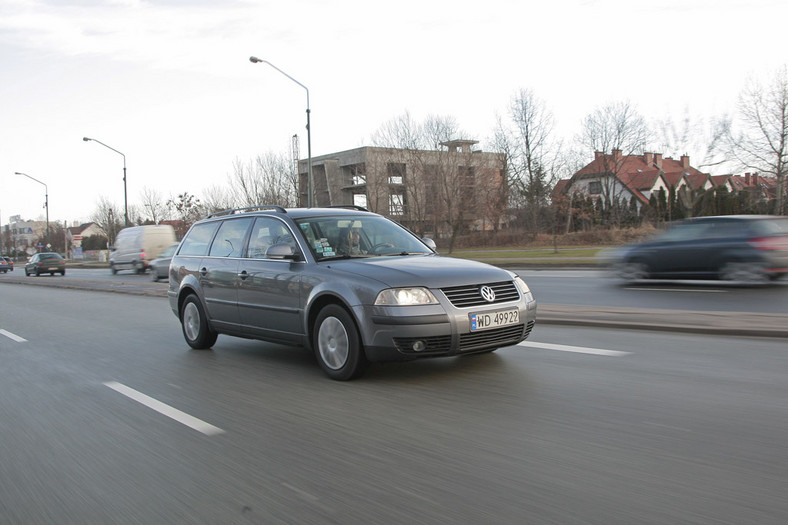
(2, 257, 13, 271)
(0, 257, 8, 273)
(609, 215, 788, 283)
(150, 243, 179, 282)
(25, 253, 66, 276)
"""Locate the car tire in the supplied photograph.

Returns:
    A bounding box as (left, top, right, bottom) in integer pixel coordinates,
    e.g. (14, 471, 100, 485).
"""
(616, 260, 649, 281)
(61, 270, 66, 276)
(313, 304, 367, 381)
(110, 263, 117, 275)
(25, 269, 30, 276)
(719, 261, 768, 283)
(35, 269, 40, 277)
(151, 271, 159, 282)
(180, 294, 218, 349)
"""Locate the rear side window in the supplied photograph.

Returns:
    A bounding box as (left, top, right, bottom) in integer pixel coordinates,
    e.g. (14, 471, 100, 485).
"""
(246, 217, 294, 259)
(757, 218, 788, 235)
(209, 218, 253, 257)
(178, 222, 220, 256)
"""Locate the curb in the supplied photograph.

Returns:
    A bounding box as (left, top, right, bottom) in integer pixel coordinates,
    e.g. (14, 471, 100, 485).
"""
(3, 277, 786, 338)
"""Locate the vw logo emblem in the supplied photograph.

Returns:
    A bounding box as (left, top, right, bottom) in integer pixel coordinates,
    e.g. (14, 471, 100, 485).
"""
(480, 285, 496, 303)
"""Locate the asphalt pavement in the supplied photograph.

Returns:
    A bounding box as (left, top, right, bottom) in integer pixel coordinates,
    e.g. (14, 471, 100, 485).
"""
(3, 272, 787, 338)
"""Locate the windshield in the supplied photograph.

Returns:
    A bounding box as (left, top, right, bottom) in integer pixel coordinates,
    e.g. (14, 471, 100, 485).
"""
(295, 215, 433, 260)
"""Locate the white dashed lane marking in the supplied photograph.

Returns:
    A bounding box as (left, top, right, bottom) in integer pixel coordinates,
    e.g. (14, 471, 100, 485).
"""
(516, 341, 631, 357)
(104, 381, 225, 436)
(0, 329, 27, 343)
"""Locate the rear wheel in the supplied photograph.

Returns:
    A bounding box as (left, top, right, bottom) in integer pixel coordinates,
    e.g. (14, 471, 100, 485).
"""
(719, 261, 768, 283)
(180, 295, 218, 349)
(313, 305, 367, 381)
(110, 263, 117, 275)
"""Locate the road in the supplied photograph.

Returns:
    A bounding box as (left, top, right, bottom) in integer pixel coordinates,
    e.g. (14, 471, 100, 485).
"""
(1, 283, 787, 523)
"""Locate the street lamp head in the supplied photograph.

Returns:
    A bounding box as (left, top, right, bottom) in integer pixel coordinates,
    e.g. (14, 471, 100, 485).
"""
(14, 171, 23, 175)
(249, 56, 261, 63)
(83, 137, 91, 142)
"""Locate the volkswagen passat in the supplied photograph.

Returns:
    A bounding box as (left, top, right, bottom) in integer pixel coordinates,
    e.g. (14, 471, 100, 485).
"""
(168, 206, 537, 380)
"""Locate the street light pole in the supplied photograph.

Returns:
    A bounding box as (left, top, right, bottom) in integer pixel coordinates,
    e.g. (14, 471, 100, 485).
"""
(249, 56, 313, 207)
(83, 137, 128, 225)
(14, 171, 50, 248)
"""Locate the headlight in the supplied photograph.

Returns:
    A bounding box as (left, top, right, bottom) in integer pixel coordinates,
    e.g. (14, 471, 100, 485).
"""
(513, 275, 531, 294)
(375, 287, 439, 306)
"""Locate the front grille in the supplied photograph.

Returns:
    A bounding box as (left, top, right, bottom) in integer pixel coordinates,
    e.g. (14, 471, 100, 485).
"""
(459, 324, 526, 352)
(441, 281, 520, 308)
(393, 335, 452, 355)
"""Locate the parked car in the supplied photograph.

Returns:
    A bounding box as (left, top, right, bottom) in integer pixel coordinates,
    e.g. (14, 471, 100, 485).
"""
(110, 224, 176, 275)
(150, 243, 179, 282)
(2, 256, 13, 272)
(169, 206, 537, 380)
(608, 215, 788, 283)
(0, 257, 8, 273)
(25, 253, 66, 276)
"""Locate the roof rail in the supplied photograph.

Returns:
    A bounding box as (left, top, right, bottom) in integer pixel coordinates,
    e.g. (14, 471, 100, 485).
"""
(207, 205, 287, 218)
(326, 205, 369, 212)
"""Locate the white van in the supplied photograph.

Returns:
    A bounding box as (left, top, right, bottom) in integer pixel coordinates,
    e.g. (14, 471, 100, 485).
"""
(110, 225, 177, 275)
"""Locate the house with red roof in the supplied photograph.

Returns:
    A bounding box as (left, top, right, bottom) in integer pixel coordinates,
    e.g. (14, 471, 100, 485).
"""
(556, 150, 710, 213)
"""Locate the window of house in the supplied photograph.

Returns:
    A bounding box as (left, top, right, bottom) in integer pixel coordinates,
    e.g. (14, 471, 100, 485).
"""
(354, 193, 368, 209)
(387, 163, 405, 185)
(588, 181, 602, 194)
(389, 193, 405, 215)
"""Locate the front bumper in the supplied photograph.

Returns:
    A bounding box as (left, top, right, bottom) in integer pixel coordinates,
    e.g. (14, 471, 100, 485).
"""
(355, 295, 537, 362)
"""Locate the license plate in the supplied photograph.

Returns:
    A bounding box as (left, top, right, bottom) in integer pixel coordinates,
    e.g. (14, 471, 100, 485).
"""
(48, 267, 59, 271)
(470, 308, 519, 331)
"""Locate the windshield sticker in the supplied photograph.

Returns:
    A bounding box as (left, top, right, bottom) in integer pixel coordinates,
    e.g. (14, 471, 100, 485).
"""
(315, 239, 335, 257)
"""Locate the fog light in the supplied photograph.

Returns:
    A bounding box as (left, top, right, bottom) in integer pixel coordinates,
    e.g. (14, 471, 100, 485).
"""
(412, 340, 427, 352)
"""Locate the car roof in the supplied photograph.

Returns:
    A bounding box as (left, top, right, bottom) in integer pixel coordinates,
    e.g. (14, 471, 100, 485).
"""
(201, 206, 376, 222)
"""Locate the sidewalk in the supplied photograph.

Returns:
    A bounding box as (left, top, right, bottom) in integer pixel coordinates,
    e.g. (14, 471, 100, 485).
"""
(2, 275, 787, 338)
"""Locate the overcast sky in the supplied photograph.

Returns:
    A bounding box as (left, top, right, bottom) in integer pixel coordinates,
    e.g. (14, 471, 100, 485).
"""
(1, 0, 786, 225)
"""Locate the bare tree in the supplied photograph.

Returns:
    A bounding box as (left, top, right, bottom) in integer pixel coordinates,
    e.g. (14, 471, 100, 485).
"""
(200, 184, 236, 215)
(724, 66, 788, 215)
(577, 101, 651, 225)
(139, 187, 169, 224)
(654, 108, 731, 172)
(90, 196, 121, 246)
(494, 89, 563, 235)
(228, 152, 299, 208)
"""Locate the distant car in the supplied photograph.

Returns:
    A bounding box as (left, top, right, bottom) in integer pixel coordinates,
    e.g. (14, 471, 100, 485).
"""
(2, 257, 13, 272)
(609, 215, 788, 283)
(25, 253, 66, 276)
(150, 243, 179, 282)
(0, 257, 8, 273)
(169, 206, 537, 380)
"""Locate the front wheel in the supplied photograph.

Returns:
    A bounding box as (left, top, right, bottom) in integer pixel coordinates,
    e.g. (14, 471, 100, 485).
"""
(180, 295, 218, 349)
(615, 261, 649, 281)
(313, 305, 367, 381)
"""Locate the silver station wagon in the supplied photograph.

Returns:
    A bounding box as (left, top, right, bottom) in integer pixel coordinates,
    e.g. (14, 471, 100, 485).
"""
(168, 206, 537, 380)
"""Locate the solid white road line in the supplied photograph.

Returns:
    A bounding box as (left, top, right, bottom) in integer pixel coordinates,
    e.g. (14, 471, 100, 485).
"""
(0, 329, 27, 343)
(516, 341, 631, 357)
(104, 381, 225, 436)
(624, 287, 727, 293)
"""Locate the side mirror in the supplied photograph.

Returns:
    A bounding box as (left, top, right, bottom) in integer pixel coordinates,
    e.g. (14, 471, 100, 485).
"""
(266, 243, 299, 260)
(421, 237, 437, 251)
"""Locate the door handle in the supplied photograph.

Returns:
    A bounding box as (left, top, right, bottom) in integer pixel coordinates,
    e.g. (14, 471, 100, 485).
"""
(199, 267, 208, 277)
(238, 270, 249, 280)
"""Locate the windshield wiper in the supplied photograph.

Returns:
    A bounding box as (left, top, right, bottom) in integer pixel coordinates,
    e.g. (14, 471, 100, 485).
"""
(318, 254, 370, 261)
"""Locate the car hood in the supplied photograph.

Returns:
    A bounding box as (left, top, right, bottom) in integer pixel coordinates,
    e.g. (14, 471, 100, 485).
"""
(325, 255, 514, 288)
